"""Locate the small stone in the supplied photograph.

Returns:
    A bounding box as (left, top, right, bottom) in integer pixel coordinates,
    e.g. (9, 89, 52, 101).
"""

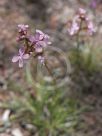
(11, 128, 23, 136)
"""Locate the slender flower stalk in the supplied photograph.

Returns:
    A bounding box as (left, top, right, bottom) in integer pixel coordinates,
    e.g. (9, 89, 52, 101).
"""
(44, 61, 57, 85)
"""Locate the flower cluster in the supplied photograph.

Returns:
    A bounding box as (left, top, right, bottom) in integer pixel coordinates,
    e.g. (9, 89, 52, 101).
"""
(12, 24, 51, 68)
(90, 0, 97, 9)
(90, 0, 102, 9)
(68, 8, 96, 36)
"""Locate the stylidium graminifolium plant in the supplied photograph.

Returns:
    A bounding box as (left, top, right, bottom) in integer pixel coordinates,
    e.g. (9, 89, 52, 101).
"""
(12, 8, 96, 69)
(12, 24, 51, 68)
(67, 8, 96, 69)
(68, 8, 96, 36)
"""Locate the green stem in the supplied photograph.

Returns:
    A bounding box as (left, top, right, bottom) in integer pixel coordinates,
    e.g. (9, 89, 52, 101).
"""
(45, 61, 57, 87)
(76, 20, 83, 68)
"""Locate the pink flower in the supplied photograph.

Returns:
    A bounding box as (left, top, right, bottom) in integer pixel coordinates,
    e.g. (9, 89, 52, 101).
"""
(29, 30, 51, 53)
(68, 8, 96, 36)
(90, 0, 97, 9)
(18, 24, 29, 33)
(87, 20, 96, 35)
(12, 48, 29, 68)
(35, 43, 43, 53)
(68, 21, 79, 35)
(30, 30, 51, 45)
(17, 24, 29, 41)
(78, 8, 86, 15)
(90, 0, 102, 9)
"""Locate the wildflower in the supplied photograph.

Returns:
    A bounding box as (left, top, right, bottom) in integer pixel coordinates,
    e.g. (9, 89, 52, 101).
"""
(17, 24, 29, 41)
(68, 8, 96, 36)
(78, 8, 86, 15)
(12, 48, 29, 68)
(12, 26, 52, 68)
(29, 30, 51, 53)
(35, 43, 43, 53)
(30, 30, 51, 46)
(68, 21, 79, 36)
(90, 0, 102, 8)
(18, 24, 29, 34)
(90, 0, 97, 8)
(87, 20, 96, 35)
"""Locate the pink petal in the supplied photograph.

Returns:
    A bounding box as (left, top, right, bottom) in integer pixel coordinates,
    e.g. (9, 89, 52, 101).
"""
(35, 30, 44, 40)
(29, 36, 36, 43)
(44, 35, 51, 45)
(23, 54, 30, 59)
(35, 47, 43, 53)
(12, 56, 19, 63)
(25, 25, 29, 28)
(37, 41, 46, 47)
(70, 30, 74, 35)
(19, 59, 23, 68)
(36, 29, 44, 35)
(39, 34, 44, 40)
(79, 8, 86, 14)
(19, 48, 24, 56)
(47, 41, 51, 45)
(35, 33, 40, 41)
(18, 24, 23, 28)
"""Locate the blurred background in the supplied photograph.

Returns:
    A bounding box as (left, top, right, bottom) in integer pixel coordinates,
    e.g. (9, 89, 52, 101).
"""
(0, 0, 102, 136)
